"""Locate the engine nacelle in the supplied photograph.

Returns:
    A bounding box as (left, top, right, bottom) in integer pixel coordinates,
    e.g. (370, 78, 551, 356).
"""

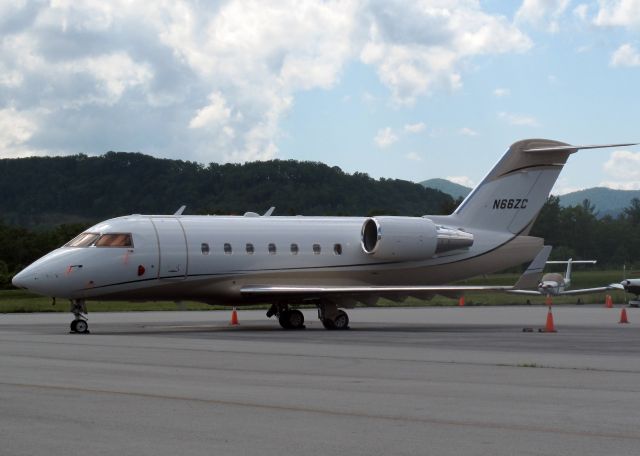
(361, 217, 473, 260)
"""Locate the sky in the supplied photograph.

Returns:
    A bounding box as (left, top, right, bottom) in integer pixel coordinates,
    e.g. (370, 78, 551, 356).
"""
(1, 0, 640, 194)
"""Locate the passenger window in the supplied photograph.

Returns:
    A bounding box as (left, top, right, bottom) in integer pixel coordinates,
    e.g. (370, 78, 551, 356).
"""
(268, 243, 276, 255)
(290, 243, 299, 255)
(333, 243, 342, 255)
(201, 243, 210, 255)
(313, 244, 321, 255)
(246, 243, 254, 254)
(65, 232, 100, 247)
(224, 243, 232, 254)
(94, 233, 133, 248)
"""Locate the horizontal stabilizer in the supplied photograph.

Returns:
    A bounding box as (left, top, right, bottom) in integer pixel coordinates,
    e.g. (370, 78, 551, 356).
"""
(523, 143, 637, 153)
(547, 260, 597, 264)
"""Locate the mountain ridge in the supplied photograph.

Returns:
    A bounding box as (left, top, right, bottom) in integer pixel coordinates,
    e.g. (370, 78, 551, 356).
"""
(419, 178, 639, 217)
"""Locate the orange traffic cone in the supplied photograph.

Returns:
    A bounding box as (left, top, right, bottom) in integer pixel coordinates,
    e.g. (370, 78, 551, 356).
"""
(230, 307, 239, 326)
(619, 308, 630, 324)
(605, 295, 613, 308)
(458, 296, 465, 307)
(544, 306, 557, 332)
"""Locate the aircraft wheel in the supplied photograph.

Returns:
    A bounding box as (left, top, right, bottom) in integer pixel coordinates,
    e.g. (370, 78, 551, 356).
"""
(333, 310, 349, 330)
(278, 311, 292, 329)
(279, 310, 305, 330)
(74, 320, 89, 334)
(70, 320, 78, 332)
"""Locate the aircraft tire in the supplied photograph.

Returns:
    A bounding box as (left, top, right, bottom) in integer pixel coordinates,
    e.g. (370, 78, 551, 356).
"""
(70, 320, 78, 332)
(333, 310, 349, 330)
(74, 320, 89, 334)
(279, 310, 305, 330)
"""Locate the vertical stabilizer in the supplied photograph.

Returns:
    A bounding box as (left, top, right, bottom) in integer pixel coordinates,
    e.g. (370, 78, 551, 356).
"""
(451, 140, 636, 234)
(453, 139, 571, 234)
(514, 245, 552, 289)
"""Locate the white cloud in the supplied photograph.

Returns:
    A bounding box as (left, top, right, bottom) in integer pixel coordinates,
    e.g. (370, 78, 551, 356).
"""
(0, 1, 533, 163)
(0, 107, 39, 157)
(405, 151, 422, 161)
(516, 0, 571, 32)
(610, 43, 640, 67)
(404, 122, 426, 133)
(594, 0, 640, 27)
(599, 180, 640, 190)
(189, 92, 232, 130)
(493, 88, 510, 97)
(597, 149, 640, 191)
(459, 127, 478, 136)
(573, 4, 589, 21)
(360, 1, 531, 104)
(374, 127, 398, 148)
(446, 175, 474, 187)
(551, 178, 582, 195)
(602, 150, 640, 190)
(498, 111, 540, 127)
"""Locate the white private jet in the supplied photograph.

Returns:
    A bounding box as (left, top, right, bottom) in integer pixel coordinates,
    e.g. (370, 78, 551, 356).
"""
(12, 139, 636, 332)
(508, 246, 610, 297)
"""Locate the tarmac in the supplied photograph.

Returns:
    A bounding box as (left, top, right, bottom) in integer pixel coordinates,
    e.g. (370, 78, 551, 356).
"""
(0, 305, 639, 456)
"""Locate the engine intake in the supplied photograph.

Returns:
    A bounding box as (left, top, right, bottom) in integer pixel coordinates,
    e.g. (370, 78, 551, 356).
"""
(361, 217, 473, 260)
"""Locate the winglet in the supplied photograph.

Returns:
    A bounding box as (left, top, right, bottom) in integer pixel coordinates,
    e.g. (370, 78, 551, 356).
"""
(514, 245, 552, 290)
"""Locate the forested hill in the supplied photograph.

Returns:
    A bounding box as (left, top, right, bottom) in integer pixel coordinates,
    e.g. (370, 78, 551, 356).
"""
(0, 152, 453, 227)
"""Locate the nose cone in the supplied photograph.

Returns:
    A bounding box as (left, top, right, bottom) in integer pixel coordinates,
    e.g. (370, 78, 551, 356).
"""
(12, 269, 27, 289)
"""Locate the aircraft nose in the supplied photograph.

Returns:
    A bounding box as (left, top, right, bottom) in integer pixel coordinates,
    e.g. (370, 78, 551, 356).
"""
(12, 269, 33, 290)
(11, 271, 27, 289)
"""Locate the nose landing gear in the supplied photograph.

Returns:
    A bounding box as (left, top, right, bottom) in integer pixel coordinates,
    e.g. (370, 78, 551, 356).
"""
(69, 299, 89, 334)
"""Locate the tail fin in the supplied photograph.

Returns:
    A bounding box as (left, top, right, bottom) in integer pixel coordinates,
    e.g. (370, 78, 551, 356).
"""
(452, 139, 635, 234)
(546, 259, 597, 288)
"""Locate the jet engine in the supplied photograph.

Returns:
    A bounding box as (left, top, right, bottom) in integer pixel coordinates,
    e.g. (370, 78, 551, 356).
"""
(360, 216, 473, 260)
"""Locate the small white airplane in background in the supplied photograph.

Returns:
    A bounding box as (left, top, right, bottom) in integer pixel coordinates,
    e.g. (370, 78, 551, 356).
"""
(507, 245, 613, 296)
(12, 139, 636, 333)
(509, 246, 611, 297)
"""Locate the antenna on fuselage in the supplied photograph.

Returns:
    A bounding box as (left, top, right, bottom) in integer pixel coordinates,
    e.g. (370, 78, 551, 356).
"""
(174, 205, 186, 216)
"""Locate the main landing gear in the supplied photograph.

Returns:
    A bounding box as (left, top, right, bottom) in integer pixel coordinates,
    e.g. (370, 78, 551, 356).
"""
(69, 299, 89, 334)
(317, 301, 349, 330)
(266, 303, 306, 330)
(266, 301, 350, 330)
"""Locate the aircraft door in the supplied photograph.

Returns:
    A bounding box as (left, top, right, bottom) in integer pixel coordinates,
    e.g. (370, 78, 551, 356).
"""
(151, 217, 188, 279)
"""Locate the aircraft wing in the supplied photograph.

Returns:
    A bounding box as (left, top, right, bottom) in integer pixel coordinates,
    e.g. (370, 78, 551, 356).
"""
(241, 284, 514, 298)
(242, 245, 551, 299)
(557, 286, 614, 296)
(505, 289, 543, 296)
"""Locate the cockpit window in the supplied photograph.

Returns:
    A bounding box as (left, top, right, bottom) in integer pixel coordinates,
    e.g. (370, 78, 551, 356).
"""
(94, 233, 133, 247)
(65, 232, 100, 247)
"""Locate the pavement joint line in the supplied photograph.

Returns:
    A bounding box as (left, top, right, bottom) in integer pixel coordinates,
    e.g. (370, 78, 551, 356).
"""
(2, 380, 639, 441)
(1, 335, 640, 374)
(3, 353, 640, 392)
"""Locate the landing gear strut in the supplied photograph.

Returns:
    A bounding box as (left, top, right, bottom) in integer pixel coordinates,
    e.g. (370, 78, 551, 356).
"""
(266, 302, 306, 330)
(69, 299, 89, 334)
(317, 301, 349, 330)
